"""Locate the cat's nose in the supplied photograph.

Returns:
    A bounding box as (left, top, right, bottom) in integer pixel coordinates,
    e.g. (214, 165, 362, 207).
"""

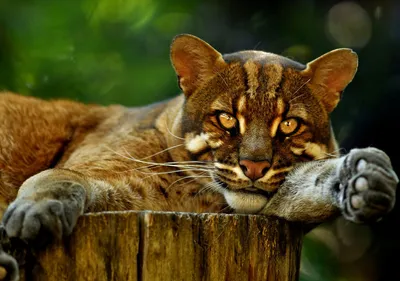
(239, 159, 271, 181)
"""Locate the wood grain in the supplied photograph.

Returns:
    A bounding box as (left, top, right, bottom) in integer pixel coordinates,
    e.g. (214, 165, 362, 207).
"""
(26, 211, 140, 281)
(141, 212, 303, 281)
(4, 211, 304, 281)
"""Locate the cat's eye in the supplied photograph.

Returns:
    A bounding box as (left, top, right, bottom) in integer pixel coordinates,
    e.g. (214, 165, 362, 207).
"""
(279, 118, 299, 135)
(217, 112, 237, 130)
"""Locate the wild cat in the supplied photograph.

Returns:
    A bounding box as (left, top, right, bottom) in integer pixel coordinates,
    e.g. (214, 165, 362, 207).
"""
(0, 34, 397, 280)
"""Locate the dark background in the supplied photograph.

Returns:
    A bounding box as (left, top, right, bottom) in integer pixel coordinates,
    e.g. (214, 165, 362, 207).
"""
(0, 1, 399, 280)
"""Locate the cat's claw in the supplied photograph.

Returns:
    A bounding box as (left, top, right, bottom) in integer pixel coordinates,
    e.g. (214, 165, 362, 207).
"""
(338, 147, 398, 223)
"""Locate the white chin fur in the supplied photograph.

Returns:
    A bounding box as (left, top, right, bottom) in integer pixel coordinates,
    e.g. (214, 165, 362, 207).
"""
(223, 190, 268, 213)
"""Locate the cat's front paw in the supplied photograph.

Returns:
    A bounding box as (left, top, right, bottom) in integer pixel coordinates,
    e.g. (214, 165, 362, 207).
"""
(2, 197, 80, 247)
(338, 147, 398, 223)
(1, 170, 87, 247)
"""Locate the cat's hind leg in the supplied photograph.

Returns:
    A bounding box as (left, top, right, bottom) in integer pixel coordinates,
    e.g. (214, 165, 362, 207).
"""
(0, 93, 87, 206)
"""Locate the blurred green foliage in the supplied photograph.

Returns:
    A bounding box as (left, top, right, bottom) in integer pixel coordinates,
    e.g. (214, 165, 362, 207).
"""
(0, 0, 197, 105)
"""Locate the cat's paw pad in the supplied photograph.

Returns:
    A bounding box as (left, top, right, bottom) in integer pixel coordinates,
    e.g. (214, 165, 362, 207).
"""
(339, 147, 398, 223)
(2, 198, 77, 247)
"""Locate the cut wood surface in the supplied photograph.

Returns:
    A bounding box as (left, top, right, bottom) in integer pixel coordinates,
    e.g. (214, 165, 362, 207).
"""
(6, 211, 304, 281)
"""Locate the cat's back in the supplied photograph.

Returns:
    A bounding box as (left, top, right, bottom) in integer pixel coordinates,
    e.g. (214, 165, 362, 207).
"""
(0, 92, 163, 196)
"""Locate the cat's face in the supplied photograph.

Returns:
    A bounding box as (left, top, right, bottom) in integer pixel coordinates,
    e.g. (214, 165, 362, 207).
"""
(171, 34, 358, 213)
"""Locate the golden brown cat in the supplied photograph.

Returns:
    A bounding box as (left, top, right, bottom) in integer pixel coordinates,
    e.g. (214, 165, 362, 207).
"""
(0, 34, 397, 258)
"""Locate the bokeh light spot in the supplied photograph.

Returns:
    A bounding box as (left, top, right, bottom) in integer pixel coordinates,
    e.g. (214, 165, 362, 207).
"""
(326, 1, 372, 48)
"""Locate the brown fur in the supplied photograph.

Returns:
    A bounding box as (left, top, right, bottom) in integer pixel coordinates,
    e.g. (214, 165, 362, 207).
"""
(0, 34, 358, 218)
(0, 93, 227, 215)
(1, 36, 398, 281)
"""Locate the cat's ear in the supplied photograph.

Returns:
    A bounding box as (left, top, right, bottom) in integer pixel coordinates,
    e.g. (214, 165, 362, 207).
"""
(302, 48, 358, 113)
(170, 34, 227, 96)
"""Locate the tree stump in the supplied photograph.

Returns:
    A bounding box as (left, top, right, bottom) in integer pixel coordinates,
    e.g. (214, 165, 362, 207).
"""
(3, 211, 304, 281)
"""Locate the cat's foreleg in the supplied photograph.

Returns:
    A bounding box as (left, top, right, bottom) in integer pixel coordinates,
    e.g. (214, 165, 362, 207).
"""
(263, 147, 398, 223)
(1, 165, 147, 250)
(0, 169, 88, 247)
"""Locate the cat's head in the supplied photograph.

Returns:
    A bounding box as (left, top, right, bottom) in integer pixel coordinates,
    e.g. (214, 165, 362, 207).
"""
(170, 34, 358, 213)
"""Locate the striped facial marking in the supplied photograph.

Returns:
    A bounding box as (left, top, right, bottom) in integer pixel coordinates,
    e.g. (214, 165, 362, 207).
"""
(243, 60, 260, 97)
(182, 54, 337, 213)
(173, 35, 355, 213)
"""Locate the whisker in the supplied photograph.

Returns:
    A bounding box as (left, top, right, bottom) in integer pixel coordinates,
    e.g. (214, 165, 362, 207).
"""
(105, 145, 215, 176)
(335, 147, 348, 155)
(194, 181, 222, 199)
(253, 41, 262, 50)
(165, 120, 185, 140)
(133, 162, 212, 171)
(215, 71, 229, 90)
(136, 160, 213, 166)
(314, 148, 347, 160)
(143, 173, 211, 182)
(288, 78, 311, 103)
(195, 181, 234, 213)
(119, 146, 213, 169)
(289, 103, 309, 109)
(216, 205, 233, 214)
(175, 176, 206, 189)
(140, 143, 184, 160)
(165, 174, 212, 191)
(138, 168, 213, 178)
(105, 145, 210, 170)
(115, 163, 213, 175)
(104, 145, 135, 161)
